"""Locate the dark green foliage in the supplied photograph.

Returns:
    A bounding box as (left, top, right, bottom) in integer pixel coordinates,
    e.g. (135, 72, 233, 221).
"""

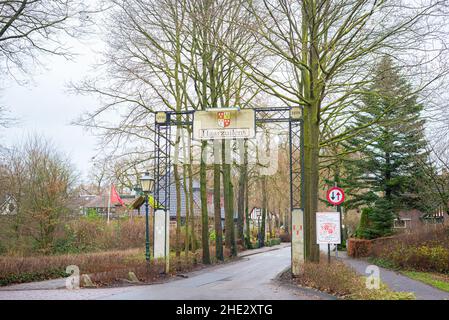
(86, 208, 101, 220)
(355, 196, 396, 240)
(356, 207, 373, 239)
(341, 56, 428, 238)
(0, 268, 66, 287)
(369, 199, 395, 238)
(269, 238, 281, 246)
(368, 257, 399, 270)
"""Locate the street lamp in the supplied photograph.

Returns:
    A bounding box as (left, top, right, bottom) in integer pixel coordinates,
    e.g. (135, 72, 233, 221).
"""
(140, 171, 154, 262)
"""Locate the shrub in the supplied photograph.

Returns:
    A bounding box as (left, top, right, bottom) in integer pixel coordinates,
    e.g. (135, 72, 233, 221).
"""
(86, 208, 101, 220)
(0, 247, 213, 287)
(355, 207, 373, 239)
(347, 238, 372, 258)
(368, 199, 395, 238)
(355, 201, 395, 240)
(209, 230, 216, 242)
(370, 225, 449, 273)
(279, 232, 291, 242)
(52, 217, 149, 254)
(380, 245, 449, 273)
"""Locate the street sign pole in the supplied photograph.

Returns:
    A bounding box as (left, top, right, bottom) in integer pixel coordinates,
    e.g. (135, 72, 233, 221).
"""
(325, 185, 345, 261)
(334, 183, 338, 260)
(336, 203, 342, 259)
(333, 183, 343, 259)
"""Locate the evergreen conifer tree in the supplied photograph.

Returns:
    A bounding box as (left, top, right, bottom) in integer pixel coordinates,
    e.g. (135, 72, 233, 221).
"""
(341, 56, 428, 238)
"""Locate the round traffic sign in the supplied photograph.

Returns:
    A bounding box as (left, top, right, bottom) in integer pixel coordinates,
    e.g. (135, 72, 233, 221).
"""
(326, 187, 345, 206)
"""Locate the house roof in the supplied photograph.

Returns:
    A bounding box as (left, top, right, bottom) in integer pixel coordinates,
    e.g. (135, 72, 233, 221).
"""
(84, 194, 135, 208)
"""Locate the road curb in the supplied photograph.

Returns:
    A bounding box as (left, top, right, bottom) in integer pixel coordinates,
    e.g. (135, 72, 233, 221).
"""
(238, 243, 291, 258)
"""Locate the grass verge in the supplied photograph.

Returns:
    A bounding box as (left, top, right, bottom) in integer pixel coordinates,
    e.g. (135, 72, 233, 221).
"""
(369, 256, 449, 293)
(289, 257, 415, 300)
(402, 271, 449, 293)
(0, 249, 220, 286)
(0, 246, 240, 287)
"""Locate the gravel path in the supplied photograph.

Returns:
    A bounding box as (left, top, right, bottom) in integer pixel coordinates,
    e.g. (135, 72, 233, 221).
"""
(339, 252, 449, 300)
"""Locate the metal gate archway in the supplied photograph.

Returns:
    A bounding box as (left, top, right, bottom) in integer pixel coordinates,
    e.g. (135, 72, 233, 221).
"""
(153, 107, 304, 274)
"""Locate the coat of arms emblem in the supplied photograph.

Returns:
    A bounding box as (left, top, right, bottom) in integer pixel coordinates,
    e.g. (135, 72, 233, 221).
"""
(217, 111, 231, 128)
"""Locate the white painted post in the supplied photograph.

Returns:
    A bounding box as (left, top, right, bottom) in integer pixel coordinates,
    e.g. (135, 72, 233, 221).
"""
(165, 210, 170, 274)
(291, 209, 305, 276)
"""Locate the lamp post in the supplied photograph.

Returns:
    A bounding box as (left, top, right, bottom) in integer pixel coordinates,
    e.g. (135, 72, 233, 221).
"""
(140, 171, 154, 262)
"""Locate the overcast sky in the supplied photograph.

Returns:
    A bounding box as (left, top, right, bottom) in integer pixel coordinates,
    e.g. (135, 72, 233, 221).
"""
(0, 36, 102, 182)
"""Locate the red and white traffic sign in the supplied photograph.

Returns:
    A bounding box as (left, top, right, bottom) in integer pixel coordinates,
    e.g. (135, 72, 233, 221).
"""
(326, 187, 345, 206)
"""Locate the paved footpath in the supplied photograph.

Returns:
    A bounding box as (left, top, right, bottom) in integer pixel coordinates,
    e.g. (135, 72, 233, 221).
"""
(339, 252, 449, 300)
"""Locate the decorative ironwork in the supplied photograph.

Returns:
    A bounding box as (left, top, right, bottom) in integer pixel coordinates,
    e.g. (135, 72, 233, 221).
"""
(290, 118, 303, 210)
(153, 123, 172, 210)
(153, 107, 304, 215)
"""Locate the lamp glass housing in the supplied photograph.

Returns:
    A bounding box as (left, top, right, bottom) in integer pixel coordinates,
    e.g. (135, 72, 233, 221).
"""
(140, 172, 154, 193)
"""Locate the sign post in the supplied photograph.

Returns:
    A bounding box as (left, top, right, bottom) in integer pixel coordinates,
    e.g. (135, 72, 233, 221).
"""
(193, 108, 256, 140)
(326, 186, 345, 259)
(326, 186, 345, 206)
(316, 212, 341, 264)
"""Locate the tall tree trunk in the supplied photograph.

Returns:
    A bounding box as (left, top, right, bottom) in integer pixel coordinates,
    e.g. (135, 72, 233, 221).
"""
(173, 13, 183, 260)
(268, 211, 272, 240)
(200, 141, 211, 264)
(229, 181, 236, 256)
(303, 102, 321, 262)
(301, 1, 320, 262)
(260, 176, 267, 247)
(222, 139, 236, 256)
(182, 163, 190, 260)
(243, 140, 251, 248)
(174, 162, 182, 259)
(237, 140, 246, 246)
(188, 162, 197, 263)
(213, 141, 224, 261)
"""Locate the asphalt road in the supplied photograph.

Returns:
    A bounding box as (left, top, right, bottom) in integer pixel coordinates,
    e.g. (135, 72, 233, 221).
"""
(0, 246, 330, 300)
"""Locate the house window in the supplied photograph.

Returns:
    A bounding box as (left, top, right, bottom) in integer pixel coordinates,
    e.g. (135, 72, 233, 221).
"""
(8, 203, 15, 214)
(394, 218, 410, 229)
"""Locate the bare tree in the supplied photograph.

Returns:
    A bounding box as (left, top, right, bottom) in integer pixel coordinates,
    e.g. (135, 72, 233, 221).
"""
(0, 0, 94, 77)
(0, 135, 76, 254)
(74, 0, 263, 263)
(237, 0, 449, 262)
(416, 142, 449, 216)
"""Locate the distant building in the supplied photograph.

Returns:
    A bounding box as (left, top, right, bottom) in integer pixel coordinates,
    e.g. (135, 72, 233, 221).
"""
(0, 194, 16, 216)
(67, 194, 97, 216)
(130, 177, 228, 224)
(83, 193, 139, 218)
(394, 208, 446, 230)
(78, 174, 242, 224)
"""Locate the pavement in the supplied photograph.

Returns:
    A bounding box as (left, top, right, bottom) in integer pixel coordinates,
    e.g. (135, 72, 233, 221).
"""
(0, 244, 332, 300)
(339, 251, 449, 300)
